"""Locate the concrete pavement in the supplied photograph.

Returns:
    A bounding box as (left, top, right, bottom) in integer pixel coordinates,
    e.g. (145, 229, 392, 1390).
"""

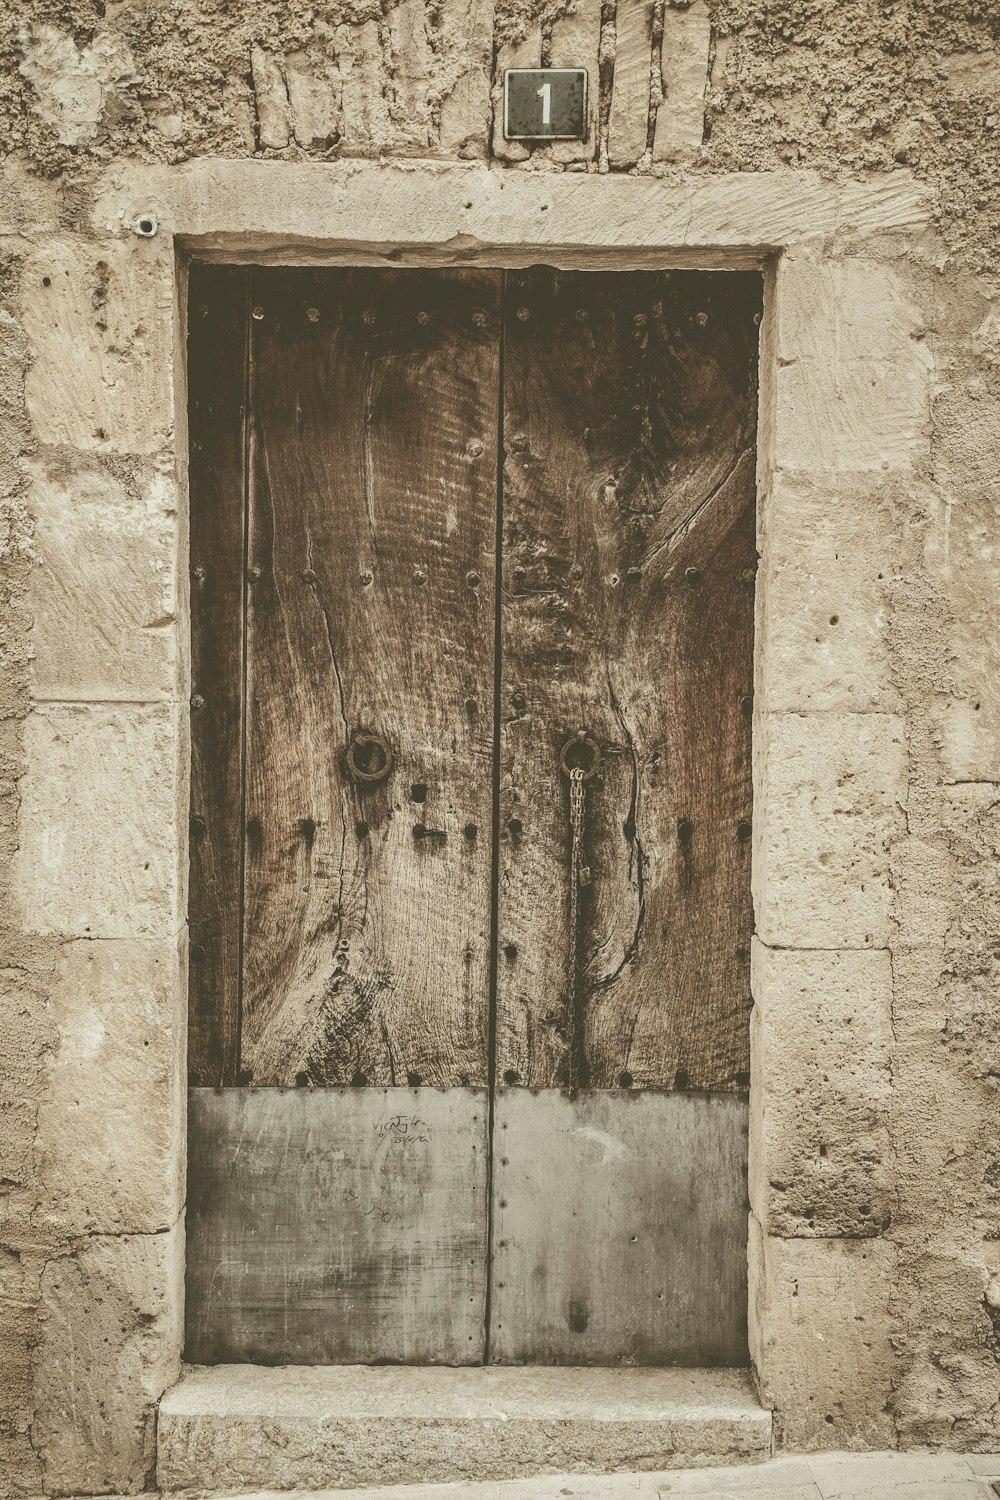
(180, 1452, 1000, 1500)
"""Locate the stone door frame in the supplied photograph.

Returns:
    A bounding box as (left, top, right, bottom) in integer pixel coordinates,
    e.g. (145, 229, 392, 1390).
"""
(16, 159, 932, 1486)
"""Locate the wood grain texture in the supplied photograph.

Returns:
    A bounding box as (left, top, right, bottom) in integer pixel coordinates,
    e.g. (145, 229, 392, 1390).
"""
(185, 267, 759, 1371)
(497, 269, 760, 1092)
(242, 269, 500, 1087)
(187, 264, 248, 1087)
(489, 1088, 749, 1365)
(186, 1087, 488, 1364)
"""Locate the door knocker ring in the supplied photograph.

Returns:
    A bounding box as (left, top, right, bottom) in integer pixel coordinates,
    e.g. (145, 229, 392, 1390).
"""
(346, 731, 394, 785)
(559, 731, 601, 782)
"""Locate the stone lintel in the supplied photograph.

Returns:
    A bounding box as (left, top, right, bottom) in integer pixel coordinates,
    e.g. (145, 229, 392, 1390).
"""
(89, 161, 930, 264)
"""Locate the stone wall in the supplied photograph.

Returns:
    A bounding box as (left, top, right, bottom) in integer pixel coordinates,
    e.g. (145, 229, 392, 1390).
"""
(1, 1, 999, 1494)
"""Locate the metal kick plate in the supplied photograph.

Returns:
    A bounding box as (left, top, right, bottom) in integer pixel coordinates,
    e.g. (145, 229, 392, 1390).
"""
(504, 68, 588, 140)
(490, 1089, 750, 1365)
(186, 1087, 489, 1364)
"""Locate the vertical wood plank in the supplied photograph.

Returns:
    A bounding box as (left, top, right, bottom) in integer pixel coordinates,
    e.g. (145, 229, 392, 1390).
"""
(242, 269, 500, 1088)
(187, 264, 248, 1087)
(497, 269, 760, 1092)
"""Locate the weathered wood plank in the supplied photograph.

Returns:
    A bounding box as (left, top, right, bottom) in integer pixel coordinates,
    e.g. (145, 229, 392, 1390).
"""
(489, 1088, 748, 1364)
(242, 269, 500, 1087)
(187, 264, 248, 1087)
(186, 1087, 488, 1364)
(497, 269, 760, 1091)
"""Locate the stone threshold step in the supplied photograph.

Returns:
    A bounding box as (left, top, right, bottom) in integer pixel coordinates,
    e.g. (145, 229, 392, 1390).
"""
(157, 1365, 771, 1493)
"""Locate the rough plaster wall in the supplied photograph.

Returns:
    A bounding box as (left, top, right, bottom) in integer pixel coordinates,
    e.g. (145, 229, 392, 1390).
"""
(884, 260, 1000, 1449)
(0, 0, 999, 1493)
(0, 164, 186, 1500)
(0, 2, 997, 266)
(750, 230, 1000, 1447)
(0, 238, 52, 1500)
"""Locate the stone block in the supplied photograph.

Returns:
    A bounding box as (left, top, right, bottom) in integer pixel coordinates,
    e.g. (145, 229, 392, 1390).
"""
(34, 1222, 183, 1495)
(12, 703, 182, 939)
(773, 256, 932, 473)
(607, 0, 655, 169)
(890, 786, 1000, 1068)
(777, 256, 926, 368)
(0, 1247, 44, 1499)
(0, 305, 32, 503)
(35, 936, 185, 1237)
(803, 1450, 986, 1492)
(753, 712, 907, 949)
(0, 958, 52, 1238)
(336, 22, 394, 153)
(749, 942, 893, 1236)
(250, 46, 292, 149)
(96, 161, 929, 260)
(892, 1024, 999, 1244)
(436, 0, 493, 158)
(285, 49, 342, 150)
(774, 348, 929, 475)
(25, 454, 177, 702)
(757, 472, 903, 714)
(749, 1219, 896, 1450)
(890, 1249, 1000, 1449)
(18, 21, 137, 148)
(387, 0, 434, 150)
(935, 484, 1000, 782)
(652, 0, 711, 161)
(157, 1364, 770, 1491)
(20, 239, 173, 454)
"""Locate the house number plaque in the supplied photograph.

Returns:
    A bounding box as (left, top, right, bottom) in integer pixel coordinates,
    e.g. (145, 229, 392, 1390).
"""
(503, 68, 588, 140)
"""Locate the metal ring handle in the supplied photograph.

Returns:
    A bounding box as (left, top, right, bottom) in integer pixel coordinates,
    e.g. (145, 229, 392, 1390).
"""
(559, 731, 601, 782)
(346, 731, 394, 785)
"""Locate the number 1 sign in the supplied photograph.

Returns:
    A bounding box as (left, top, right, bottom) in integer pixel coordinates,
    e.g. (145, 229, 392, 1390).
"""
(503, 68, 588, 140)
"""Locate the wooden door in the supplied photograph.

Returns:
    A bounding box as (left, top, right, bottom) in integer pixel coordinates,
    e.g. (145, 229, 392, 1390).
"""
(491, 269, 758, 1363)
(186, 263, 760, 1368)
(186, 264, 500, 1364)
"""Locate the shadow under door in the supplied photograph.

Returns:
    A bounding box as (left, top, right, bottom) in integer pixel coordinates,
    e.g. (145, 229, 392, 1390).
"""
(185, 263, 761, 1366)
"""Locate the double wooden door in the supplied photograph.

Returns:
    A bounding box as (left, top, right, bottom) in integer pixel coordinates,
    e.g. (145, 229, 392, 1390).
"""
(186, 263, 760, 1367)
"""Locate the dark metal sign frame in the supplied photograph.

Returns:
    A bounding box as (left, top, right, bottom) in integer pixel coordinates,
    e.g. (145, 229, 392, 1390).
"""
(503, 68, 588, 140)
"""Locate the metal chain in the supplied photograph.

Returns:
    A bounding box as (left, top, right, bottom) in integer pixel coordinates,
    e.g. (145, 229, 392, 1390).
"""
(568, 766, 591, 1035)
